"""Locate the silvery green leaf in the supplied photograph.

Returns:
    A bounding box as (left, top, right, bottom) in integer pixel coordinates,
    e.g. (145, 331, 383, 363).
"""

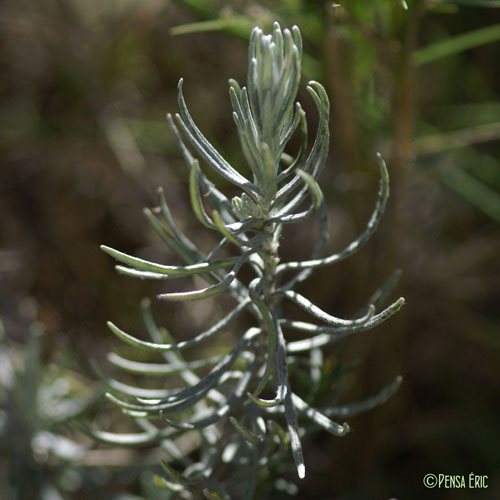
(212, 210, 244, 246)
(278, 105, 307, 181)
(157, 252, 248, 301)
(277, 153, 389, 273)
(167, 113, 235, 218)
(157, 329, 258, 405)
(159, 412, 195, 430)
(246, 23, 302, 166)
(281, 202, 329, 290)
(92, 360, 174, 399)
(161, 459, 200, 485)
(282, 290, 375, 327)
(363, 269, 403, 311)
(284, 391, 305, 479)
(229, 86, 261, 180)
(87, 425, 174, 446)
(291, 25, 302, 57)
(107, 298, 250, 352)
(155, 475, 184, 492)
(105, 377, 174, 399)
(155, 364, 254, 431)
(142, 207, 193, 263)
(260, 141, 277, 204)
(296, 170, 323, 209)
(93, 21, 406, 495)
(229, 416, 263, 445)
(248, 319, 288, 408)
(309, 348, 322, 388)
(190, 160, 215, 229)
(140, 296, 229, 409)
(101, 244, 237, 277)
(292, 393, 350, 437)
(104, 328, 259, 413)
(247, 292, 277, 399)
(107, 352, 220, 376)
(285, 297, 405, 352)
(275, 81, 329, 203)
(273, 21, 284, 65)
(279, 102, 302, 151)
(167, 113, 231, 213)
(176, 79, 261, 198)
(303, 82, 330, 177)
(269, 180, 323, 225)
(326, 376, 403, 418)
(156, 186, 202, 262)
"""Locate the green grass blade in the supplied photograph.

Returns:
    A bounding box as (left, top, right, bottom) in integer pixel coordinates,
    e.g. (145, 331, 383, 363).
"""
(443, 166, 500, 223)
(437, 0, 500, 7)
(413, 23, 500, 66)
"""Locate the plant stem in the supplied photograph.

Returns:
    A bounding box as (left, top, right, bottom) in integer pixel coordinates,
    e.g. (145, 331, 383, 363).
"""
(260, 221, 280, 310)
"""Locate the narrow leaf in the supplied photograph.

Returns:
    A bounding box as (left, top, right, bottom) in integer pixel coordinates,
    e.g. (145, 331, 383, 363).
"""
(176, 79, 260, 197)
(160, 412, 195, 430)
(283, 290, 375, 327)
(284, 391, 305, 479)
(107, 299, 250, 352)
(326, 376, 403, 418)
(203, 488, 229, 500)
(161, 459, 199, 485)
(107, 352, 220, 376)
(212, 210, 243, 245)
(296, 169, 323, 209)
(154, 475, 184, 492)
(277, 153, 389, 273)
(413, 23, 500, 66)
(190, 160, 215, 228)
(229, 416, 263, 445)
(101, 244, 237, 277)
(157, 253, 248, 301)
(292, 393, 350, 436)
(285, 297, 405, 352)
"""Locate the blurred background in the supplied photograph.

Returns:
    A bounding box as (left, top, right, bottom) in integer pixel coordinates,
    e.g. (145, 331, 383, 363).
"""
(1, 0, 500, 498)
